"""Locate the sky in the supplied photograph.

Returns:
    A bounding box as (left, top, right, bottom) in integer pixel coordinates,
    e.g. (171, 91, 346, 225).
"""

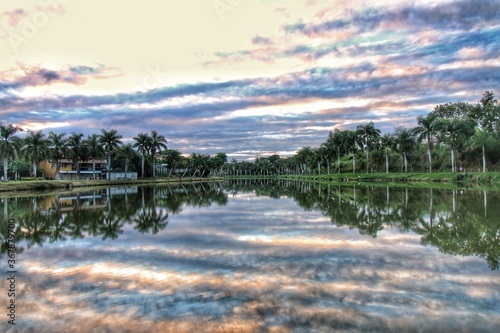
(1, 0, 499, 160)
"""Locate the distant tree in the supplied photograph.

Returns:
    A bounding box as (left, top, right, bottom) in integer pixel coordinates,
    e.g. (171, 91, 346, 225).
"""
(467, 128, 495, 173)
(85, 134, 104, 180)
(133, 132, 152, 178)
(435, 119, 475, 172)
(414, 113, 438, 173)
(68, 132, 87, 178)
(23, 130, 49, 179)
(99, 129, 123, 180)
(380, 133, 394, 174)
(394, 126, 416, 173)
(116, 144, 137, 175)
(357, 122, 381, 173)
(0, 122, 23, 181)
(149, 130, 167, 179)
(48, 132, 68, 180)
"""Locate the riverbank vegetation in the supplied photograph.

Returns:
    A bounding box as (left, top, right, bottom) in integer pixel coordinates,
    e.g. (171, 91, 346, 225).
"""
(1, 91, 499, 184)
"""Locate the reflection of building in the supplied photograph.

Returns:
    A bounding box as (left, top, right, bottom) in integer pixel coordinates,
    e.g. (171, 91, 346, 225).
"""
(37, 190, 108, 214)
(40, 159, 108, 180)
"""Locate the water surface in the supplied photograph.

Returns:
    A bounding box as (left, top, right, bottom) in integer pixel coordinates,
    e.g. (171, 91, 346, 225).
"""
(1, 180, 499, 332)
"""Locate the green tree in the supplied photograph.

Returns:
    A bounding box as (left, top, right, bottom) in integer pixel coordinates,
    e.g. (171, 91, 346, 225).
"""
(394, 126, 416, 173)
(99, 129, 123, 180)
(116, 143, 137, 175)
(48, 132, 68, 180)
(149, 130, 167, 179)
(468, 128, 495, 173)
(342, 130, 361, 174)
(435, 119, 475, 172)
(23, 130, 49, 179)
(380, 133, 394, 174)
(68, 132, 87, 178)
(0, 123, 23, 181)
(85, 134, 104, 180)
(357, 122, 381, 173)
(133, 132, 151, 178)
(414, 113, 438, 173)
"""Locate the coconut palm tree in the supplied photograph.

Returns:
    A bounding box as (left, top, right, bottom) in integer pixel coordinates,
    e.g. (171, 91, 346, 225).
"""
(435, 119, 475, 172)
(48, 132, 68, 180)
(133, 132, 151, 178)
(0, 123, 23, 181)
(23, 130, 49, 179)
(380, 133, 394, 174)
(342, 130, 362, 174)
(149, 130, 167, 179)
(99, 129, 123, 180)
(68, 132, 87, 179)
(468, 128, 494, 173)
(116, 143, 137, 175)
(414, 113, 438, 173)
(356, 122, 381, 173)
(394, 126, 416, 173)
(85, 134, 104, 180)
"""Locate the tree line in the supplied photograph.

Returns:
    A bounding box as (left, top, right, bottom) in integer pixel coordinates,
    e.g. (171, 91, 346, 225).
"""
(226, 91, 500, 176)
(1, 91, 499, 180)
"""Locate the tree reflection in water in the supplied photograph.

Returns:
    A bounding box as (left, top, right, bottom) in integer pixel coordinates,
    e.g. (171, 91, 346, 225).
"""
(1, 180, 499, 269)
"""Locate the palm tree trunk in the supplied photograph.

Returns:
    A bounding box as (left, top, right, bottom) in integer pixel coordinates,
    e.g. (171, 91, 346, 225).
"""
(92, 158, 96, 180)
(427, 141, 432, 173)
(482, 144, 486, 172)
(353, 153, 356, 174)
(107, 154, 111, 180)
(451, 147, 455, 172)
(141, 154, 145, 178)
(385, 151, 389, 174)
(33, 160, 37, 179)
(366, 146, 369, 173)
(337, 152, 340, 174)
(3, 157, 8, 181)
(403, 152, 408, 173)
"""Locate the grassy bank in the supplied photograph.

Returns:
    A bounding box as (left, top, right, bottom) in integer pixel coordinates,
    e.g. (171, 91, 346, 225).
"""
(0, 177, 223, 195)
(278, 172, 500, 187)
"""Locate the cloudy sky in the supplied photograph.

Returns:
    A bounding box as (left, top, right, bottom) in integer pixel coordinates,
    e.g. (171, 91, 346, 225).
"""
(1, 0, 499, 160)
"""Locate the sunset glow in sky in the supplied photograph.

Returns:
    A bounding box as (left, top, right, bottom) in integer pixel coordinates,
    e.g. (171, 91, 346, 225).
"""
(1, 0, 500, 159)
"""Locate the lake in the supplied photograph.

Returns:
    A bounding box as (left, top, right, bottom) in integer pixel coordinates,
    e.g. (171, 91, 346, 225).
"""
(1, 179, 499, 332)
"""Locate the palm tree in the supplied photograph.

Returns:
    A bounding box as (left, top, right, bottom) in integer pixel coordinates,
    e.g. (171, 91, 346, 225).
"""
(48, 132, 68, 180)
(394, 126, 416, 173)
(342, 130, 361, 174)
(380, 133, 394, 174)
(149, 130, 167, 179)
(99, 129, 123, 180)
(435, 119, 475, 172)
(357, 122, 381, 173)
(414, 113, 437, 173)
(68, 133, 87, 179)
(468, 128, 494, 173)
(116, 144, 137, 175)
(23, 130, 49, 179)
(133, 132, 151, 178)
(0, 123, 23, 181)
(85, 134, 104, 180)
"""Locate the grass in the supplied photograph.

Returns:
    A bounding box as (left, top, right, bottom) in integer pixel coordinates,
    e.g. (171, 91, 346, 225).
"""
(0, 177, 223, 197)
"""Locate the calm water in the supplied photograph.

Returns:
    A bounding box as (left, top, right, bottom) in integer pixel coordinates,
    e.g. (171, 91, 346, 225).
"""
(1, 180, 499, 332)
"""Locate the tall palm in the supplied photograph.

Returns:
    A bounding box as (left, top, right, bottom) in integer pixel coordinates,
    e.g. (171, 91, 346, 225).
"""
(99, 129, 123, 180)
(414, 113, 437, 173)
(329, 129, 344, 174)
(394, 126, 416, 173)
(116, 143, 137, 175)
(85, 134, 104, 180)
(23, 130, 49, 179)
(342, 130, 362, 174)
(149, 130, 167, 179)
(48, 132, 68, 180)
(356, 122, 381, 173)
(435, 119, 475, 172)
(0, 123, 23, 181)
(468, 128, 494, 173)
(68, 133, 87, 178)
(133, 132, 151, 178)
(380, 133, 394, 174)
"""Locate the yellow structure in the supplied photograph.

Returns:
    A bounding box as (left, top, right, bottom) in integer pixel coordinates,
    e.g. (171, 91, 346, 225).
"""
(40, 159, 108, 180)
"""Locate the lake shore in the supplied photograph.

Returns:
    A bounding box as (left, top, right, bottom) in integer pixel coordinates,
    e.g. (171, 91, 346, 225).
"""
(0, 177, 224, 196)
